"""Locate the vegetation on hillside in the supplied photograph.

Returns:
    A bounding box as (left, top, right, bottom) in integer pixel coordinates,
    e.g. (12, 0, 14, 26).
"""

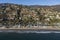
(0, 3, 60, 28)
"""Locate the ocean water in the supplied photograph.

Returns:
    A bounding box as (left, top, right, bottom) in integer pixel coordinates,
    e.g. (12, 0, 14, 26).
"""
(0, 32, 60, 40)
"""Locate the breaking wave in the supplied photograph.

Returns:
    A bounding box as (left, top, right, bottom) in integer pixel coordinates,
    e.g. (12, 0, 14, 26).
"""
(16, 31, 60, 33)
(0, 30, 60, 33)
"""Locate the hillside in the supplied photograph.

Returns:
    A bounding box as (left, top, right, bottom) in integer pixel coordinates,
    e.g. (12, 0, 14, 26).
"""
(0, 3, 60, 28)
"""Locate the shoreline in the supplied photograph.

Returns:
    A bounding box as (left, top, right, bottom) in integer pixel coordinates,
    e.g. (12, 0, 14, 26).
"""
(0, 28, 60, 31)
(0, 28, 60, 33)
(0, 27, 60, 33)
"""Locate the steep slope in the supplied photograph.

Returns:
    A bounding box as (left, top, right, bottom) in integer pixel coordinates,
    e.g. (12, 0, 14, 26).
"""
(0, 3, 60, 28)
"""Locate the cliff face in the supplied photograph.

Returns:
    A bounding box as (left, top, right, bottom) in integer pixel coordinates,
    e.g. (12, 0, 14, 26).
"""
(0, 3, 60, 28)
